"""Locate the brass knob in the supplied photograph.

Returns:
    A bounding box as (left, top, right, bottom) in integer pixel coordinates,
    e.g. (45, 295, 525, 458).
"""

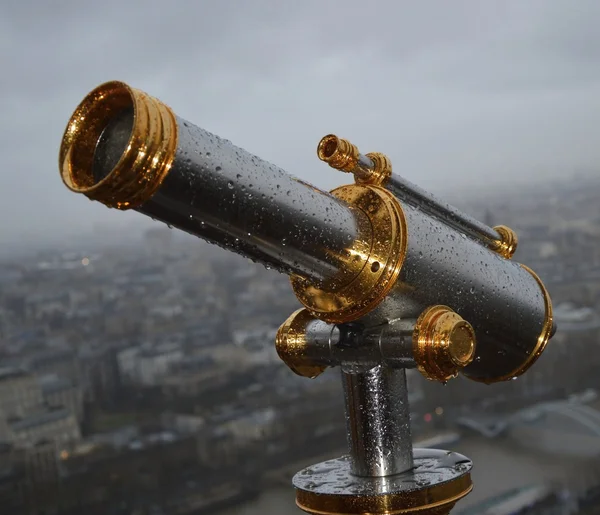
(275, 309, 327, 379)
(412, 305, 476, 382)
(493, 225, 518, 259)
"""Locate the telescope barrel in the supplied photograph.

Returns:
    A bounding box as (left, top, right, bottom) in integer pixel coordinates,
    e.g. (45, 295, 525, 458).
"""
(60, 81, 553, 385)
(396, 203, 551, 383)
(59, 81, 370, 288)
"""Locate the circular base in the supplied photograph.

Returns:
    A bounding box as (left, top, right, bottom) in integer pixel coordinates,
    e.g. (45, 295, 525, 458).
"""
(293, 448, 472, 515)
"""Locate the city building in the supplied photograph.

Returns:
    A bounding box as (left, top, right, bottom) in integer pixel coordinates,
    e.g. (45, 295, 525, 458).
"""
(0, 367, 43, 419)
(117, 343, 184, 387)
(39, 374, 84, 423)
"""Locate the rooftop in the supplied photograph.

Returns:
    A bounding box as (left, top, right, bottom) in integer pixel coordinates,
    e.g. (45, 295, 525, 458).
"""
(456, 393, 600, 456)
(9, 406, 71, 431)
(28, 347, 75, 366)
(38, 374, 73, 393)
(0, 366, 29, 382)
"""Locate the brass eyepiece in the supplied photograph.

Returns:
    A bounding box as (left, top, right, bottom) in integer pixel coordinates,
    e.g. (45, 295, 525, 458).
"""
(317, 134, 360, 173)
(317, 134, 392, 186)
(413, 305, 476, 382)
(59, 81, 178, 210)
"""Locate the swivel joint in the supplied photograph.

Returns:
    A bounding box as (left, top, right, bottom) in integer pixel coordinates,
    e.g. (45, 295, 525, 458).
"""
(276, 305, 477, 384)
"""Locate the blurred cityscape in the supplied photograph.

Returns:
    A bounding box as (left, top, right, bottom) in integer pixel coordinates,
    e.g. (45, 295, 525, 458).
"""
(1, 176, 600, 515)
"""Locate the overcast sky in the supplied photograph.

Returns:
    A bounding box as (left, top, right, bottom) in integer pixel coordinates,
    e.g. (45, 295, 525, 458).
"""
(2, 0, 600, 249)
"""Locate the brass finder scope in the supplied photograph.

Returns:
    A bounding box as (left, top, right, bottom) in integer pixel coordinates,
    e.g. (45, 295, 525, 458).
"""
(59, 81, 555, 514)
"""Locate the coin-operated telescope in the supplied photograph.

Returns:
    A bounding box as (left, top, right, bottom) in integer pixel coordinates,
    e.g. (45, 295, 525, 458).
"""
(59, 82, 555, 514)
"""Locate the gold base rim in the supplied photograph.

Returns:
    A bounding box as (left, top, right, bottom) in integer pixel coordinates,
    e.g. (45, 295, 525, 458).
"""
(295, 475, 472, 515)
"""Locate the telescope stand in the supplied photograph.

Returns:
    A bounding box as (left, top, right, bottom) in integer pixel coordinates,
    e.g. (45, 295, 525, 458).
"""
(58, 83, 554, 515)
(293, 366, 473, 515)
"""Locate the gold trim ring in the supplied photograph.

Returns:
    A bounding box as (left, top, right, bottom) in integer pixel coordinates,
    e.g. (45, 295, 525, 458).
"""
(59, 81, 178, 210)
(291, 184, 407, 324)
(490, 264, 554, 383)
(465, 264, 553, 384)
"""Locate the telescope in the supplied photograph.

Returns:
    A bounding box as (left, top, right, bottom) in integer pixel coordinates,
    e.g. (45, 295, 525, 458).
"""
(59, 81, 555, 514)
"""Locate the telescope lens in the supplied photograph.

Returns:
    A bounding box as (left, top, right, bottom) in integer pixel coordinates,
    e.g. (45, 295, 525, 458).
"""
(92, 108, 134, 183)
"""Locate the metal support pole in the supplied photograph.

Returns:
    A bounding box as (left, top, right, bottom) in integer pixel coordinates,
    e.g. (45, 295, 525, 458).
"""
(342, 365, 414, 477)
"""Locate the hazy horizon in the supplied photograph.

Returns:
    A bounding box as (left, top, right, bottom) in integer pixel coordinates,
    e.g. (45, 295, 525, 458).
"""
(3, 0, 600, 250)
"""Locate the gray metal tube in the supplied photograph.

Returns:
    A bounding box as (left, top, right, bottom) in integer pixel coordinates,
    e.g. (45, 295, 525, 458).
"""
(138, 116, 368, 285)
(342, 366, 414, 477)
(385, 173, 501, 247)
(375, 201, 550, 383)
(62, 82, 369, 287)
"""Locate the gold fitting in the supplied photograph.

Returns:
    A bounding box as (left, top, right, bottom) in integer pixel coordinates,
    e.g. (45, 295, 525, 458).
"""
(297, 489, 471, 515)
(317, 134, 393, 187)
(493, 225, 518, 259)
(275, 309, 327, 379)
(291, 184, 407, 324)
(361, 151, 392, 186)
(317, 134, 360, 173)
(296, 466, 472, 515)
(413, 306, 476, 382)
(482, 264, 554, 384)
(59, 81, 178, 210)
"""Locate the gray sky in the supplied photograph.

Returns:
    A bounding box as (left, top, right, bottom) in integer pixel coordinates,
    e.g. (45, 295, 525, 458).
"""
(2, 0, 600, 248)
